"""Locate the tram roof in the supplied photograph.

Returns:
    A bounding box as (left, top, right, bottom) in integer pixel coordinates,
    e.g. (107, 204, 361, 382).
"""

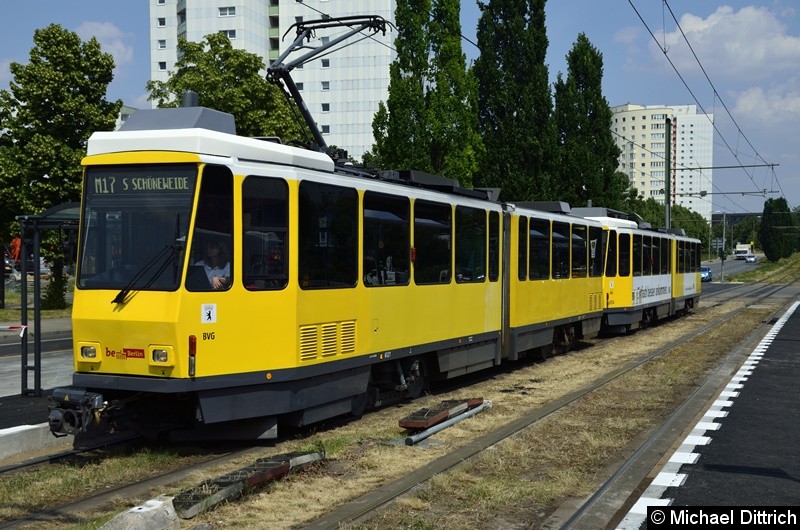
(86, 108, 334, 173)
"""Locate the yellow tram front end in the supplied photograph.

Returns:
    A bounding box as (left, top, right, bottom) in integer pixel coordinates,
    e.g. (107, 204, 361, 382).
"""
(71, 151, 198, 382)
(48, 109, 330, 439)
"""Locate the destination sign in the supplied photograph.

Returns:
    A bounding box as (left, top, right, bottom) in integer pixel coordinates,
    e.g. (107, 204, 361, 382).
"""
(91, 175, 192, 195)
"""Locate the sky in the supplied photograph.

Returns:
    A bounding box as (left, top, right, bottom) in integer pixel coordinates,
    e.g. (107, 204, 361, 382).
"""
(1, 1, 798, 215)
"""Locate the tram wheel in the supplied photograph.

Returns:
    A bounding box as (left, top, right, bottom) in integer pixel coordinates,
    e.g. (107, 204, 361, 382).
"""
(404, 358, 426, 399)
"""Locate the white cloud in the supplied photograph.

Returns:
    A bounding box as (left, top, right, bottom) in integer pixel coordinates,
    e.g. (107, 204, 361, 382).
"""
(654, 5, 800, 81)
(732, 76, 800, 126)
(614, 26, 640, 46)
(131, 92, 152, 109)
(75, 21, 134, 68)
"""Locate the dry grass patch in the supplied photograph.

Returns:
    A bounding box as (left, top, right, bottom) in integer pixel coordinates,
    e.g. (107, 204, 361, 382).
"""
(355, 305, 773, 529)
(0, 447, 180, 522)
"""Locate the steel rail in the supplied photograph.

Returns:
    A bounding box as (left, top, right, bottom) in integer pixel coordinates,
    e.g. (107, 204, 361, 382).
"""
(303, 279, 796, 529)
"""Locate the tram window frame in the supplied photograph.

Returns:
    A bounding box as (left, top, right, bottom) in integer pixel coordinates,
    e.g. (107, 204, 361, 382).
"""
(518, 216, 528, 281)
(455, 206, 487, 283)
(241, 176, 288, 291)
(619, 233, 631, 277)
(633, 234, 643, 276)
(488, 211, 500, 282)
(552, 221, 570, 279)
(643, 235, 652, 276)
(80, 164, 197, 292)
(529, 217, 550, 280)
(571, 224, 588, 278)
(685, 241, 690, 273)
(363, 191, 410, 287)
(298, 180, 358, 289)
(605, 230, 618, 277)
(589, 226, 603, 277)
(652, 237, 661, 276)
(186, 164, 234, 292)
(414, 200, 452, 285)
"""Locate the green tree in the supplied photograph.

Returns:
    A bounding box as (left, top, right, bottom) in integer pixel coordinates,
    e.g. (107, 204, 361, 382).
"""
(370, 0, 480, 185)
(671, 205, 711, 244)
(426, 0, 482, 186)
(553, 33, 628, 209)
(624, 198, 708, 249)
(0, 24, 121, 309)
(760, 197, 796, 261)
(0, 24, 120, 234)
(729, 215, 761, 251)
(473, 0, 556, 201)
(626, 197, 665, 228)
(147, 33, 303, 140)
(370, 0, 430, 172)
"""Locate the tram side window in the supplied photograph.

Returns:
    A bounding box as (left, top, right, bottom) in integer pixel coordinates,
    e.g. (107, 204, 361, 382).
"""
(643, 236, 652, 276)
(684, 241, 690, 273)
(633, 234, 643, 276)
(529, 218, 550, 280)
(518, 216, 528, 280)
(414, 200, 452, 284)
(187, 165, 233, 292)
(606, 230, 618, 277)
(572, 224, 587, 278)
(661, 238, 669, 274)
(677, 241, 685, 273)
(298, 181, 358, 289)
(552, 221, 570, 279)
(619, 233, 631, 276)
(242, 176, 288, 291)
(363, 192, 410, 287)
(589, 226, 603, 277)
(455, 206, 486, 283)
(652, 237, 661, 276)
(488, 211, 499, 282)
(686, 242, 692, 273)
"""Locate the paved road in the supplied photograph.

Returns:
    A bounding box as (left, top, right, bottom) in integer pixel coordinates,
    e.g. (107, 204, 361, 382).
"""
(0, 349, 73, 398)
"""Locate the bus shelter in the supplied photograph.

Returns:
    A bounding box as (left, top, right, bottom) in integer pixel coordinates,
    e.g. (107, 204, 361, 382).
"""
(15, 202, 79, 396)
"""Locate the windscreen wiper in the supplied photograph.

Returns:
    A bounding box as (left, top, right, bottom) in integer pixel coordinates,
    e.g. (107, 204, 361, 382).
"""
(111, 241, 183, 304)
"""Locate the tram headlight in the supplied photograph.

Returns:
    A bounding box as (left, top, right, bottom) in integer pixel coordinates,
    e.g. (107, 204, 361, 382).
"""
(80, 346, 97, 359)
(148, 345, 175, 367)
(152, 349, 169, 363)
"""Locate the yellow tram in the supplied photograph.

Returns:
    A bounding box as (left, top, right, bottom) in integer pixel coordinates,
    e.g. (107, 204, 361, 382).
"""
(47, 107, 702, 440)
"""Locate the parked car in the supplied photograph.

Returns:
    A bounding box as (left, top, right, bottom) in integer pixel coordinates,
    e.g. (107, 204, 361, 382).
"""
(745, 254, 757, 263)
(700, 266, 712, 282)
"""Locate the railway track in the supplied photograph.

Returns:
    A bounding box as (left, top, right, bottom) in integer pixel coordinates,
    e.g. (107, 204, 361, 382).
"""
(301, 279, 799, 528)
(0, 279, 794, 529)
(0, 443, 269, 530)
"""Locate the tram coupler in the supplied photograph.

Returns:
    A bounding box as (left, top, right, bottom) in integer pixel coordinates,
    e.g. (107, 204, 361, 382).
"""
(48, 387, 105, 437)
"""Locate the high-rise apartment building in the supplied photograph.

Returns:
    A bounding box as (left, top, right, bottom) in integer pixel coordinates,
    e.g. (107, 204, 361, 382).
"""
(149, 0, 395, 160)
(611, 104, 713, 221)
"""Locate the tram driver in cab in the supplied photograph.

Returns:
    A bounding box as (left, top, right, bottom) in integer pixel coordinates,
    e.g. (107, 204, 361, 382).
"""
(196, 240, 230, 290)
